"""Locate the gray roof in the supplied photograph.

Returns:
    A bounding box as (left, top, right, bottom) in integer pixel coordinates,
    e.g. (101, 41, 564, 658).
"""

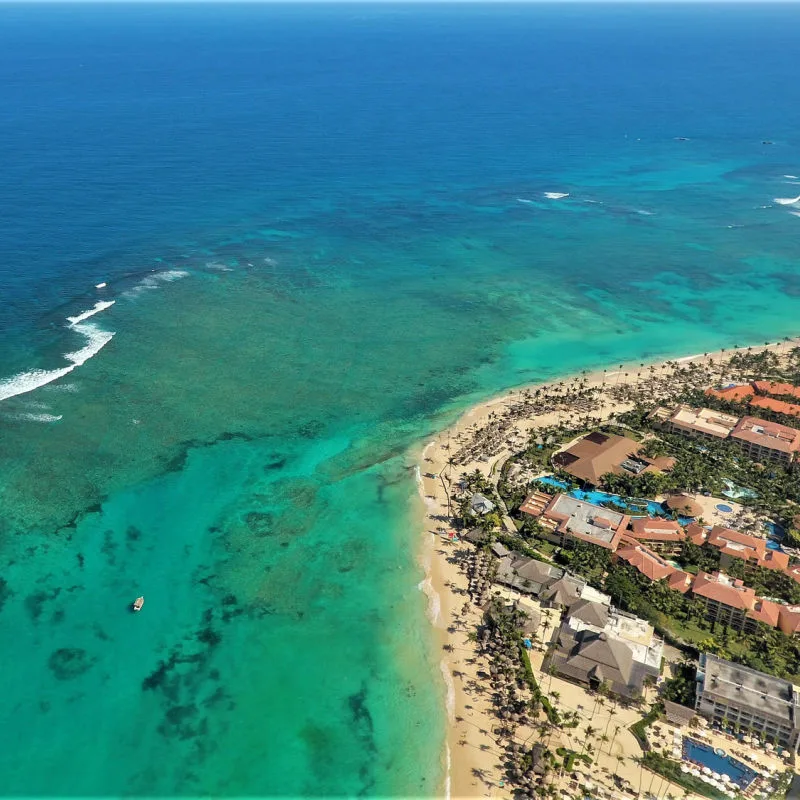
(567, 599, 609, 628)
(491, 542, 510, 558)
(547, 494, 624, 544)
(463, 528, 489, 545)
(698, 654, 800, 728)
(540, 576, 583, 607)
(493, 555, 563, 597)
(549, 625, 657, 700)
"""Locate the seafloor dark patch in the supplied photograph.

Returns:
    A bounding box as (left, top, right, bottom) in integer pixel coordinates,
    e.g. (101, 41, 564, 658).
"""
(47, 647, 96, 680)
(25, 587, 61, 623)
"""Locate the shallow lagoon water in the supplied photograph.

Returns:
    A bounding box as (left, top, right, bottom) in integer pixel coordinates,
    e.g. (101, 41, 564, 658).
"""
(1, 3, 799, 795)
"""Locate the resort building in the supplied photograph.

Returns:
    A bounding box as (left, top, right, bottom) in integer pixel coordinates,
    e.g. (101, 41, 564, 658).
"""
(695, 654, 800, 752)
(470, 493, 496, 515)
(706, 382, 800, 417)
(547, 607, 662, 700)
(730, 416, 800, 467)
(614, 542, 675, 581)
(655, 404, 740, 441)
(706, 384, 755, 403)
(778, 605, 800, 637)
(752, 381, 800, 401)
(750, 395, 800, 418)
(522, 492, 629, 551)
(494, 553, 564, 596)
(690, 571, 781, 634)
(551, 431, 674, 486)
(627, 517, 685, 555)
(705, 525, 791, 572)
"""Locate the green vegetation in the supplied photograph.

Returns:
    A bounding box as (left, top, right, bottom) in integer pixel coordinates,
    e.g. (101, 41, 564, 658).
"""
(661, 661, 697, 708)
(629, 703, 663, 751)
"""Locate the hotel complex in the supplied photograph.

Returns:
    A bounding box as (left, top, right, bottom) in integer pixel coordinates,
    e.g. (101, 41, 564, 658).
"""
(695, 654, 800, 753)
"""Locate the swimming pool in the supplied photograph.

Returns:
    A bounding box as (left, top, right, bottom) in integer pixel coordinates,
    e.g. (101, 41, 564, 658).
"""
(682, 738, 757, 789)
(534, 477, 694, 523)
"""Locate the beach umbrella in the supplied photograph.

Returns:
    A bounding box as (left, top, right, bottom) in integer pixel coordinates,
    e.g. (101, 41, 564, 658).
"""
(702, 766, 712, 775)
(680, 765, 689, 773)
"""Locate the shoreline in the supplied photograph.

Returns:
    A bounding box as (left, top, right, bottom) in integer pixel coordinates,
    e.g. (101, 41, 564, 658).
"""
(414, 336, 800, 798)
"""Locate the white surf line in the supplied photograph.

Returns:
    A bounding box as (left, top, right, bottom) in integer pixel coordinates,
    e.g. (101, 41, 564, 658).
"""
(66, 300, 115, 326)
(0, 322, 114, 403)
(543, 191, 570, 199)
(774, 195, 800, 206)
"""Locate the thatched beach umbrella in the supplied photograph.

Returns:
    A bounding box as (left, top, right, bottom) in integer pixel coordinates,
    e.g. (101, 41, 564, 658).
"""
(665, 493, 704, 517)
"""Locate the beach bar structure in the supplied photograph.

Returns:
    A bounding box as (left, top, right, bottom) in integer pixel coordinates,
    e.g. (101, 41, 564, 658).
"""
(695, 654, 800, 752)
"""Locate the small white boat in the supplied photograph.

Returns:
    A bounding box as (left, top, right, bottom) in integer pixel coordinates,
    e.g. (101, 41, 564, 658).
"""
(132, 596, 144, 612)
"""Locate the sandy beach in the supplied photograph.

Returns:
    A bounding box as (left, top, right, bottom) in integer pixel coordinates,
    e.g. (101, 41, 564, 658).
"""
(416, 338, 800, 798)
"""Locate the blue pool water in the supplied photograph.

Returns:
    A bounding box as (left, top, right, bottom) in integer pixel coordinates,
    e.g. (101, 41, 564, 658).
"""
(716, 503, 734, 513)
(683, 738, 757, 789)
(534, 477, 693, 523)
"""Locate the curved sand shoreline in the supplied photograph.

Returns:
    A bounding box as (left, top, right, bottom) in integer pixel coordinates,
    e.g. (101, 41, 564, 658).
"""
(416, 338, 800, 798)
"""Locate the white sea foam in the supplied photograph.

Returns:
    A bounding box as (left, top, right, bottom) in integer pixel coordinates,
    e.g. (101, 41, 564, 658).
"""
(122, 269, 190, 298)
(66, 300, 115, 326)
(774, 195, 800, 206)
(544, 191, 569, 200)
(418, 574, 441, 625)
(516, 198, 535, 205)
(790, 211, 800, 219)
(95, 282, 107, 289)
(6, 412, 63, 423)
(784, 175, 798, 179)
(444, 743, 451, 800)
(440, 660, 456, 721)
(0, 322, 114, 402)
(634, 209, 654, 216)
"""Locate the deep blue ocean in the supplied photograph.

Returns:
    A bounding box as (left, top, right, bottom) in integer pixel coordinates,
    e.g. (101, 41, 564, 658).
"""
(0, 3, 799, 796)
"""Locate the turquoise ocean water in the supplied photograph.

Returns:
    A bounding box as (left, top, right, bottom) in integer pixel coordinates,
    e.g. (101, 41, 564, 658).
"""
(1, 3, 799, 796)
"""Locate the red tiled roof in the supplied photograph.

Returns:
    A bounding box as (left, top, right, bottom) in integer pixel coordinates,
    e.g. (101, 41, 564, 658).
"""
(731, 416, 800, 455)
(519, 491, 553, 517)
(668, 570, 693, 594)
(752, 381, 800, 400)
(685, 522, 709, 546)
(747, 599, 782, 627)
(706, 526, 766, 562)
(615, 543, 675, 582)
(706, 385, 755, 402)
(785, 565, 800, 585)
(758, 549, 791, 571)
(750, 396, 800, 418)
(630, 517, 685, 542)
(778, 605, 800, 635)
(692, 571, 756, 610)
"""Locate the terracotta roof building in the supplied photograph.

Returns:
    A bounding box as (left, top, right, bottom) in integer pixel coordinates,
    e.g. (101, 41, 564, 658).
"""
(750, 395, 800, 418)
(667, 570, 693, 594)
(706, 384, 755, 403)
(690, 571, 780, 634)
(705, 525, 791, 571)
(524, 493, 629, 551)
(628, 517, 685, 554)
(551, 431, 674, 487)
(779, 605, 800, 637)
(730, 416, 800, 466)
(614, 543, 675, 582)
(659, 404, 740, 441)
(518, 490, 552, 517)
(752, 381, 800, 401)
